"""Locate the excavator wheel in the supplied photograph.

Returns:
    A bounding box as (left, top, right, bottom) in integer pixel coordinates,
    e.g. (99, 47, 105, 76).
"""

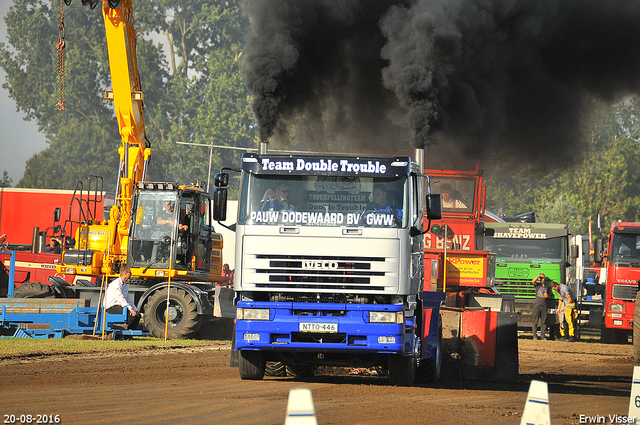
(13, 282, 56, 298)
(144, 287, 202, 339)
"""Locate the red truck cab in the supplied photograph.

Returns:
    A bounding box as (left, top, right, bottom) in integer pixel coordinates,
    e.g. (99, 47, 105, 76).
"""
(594, 221, 640, 343)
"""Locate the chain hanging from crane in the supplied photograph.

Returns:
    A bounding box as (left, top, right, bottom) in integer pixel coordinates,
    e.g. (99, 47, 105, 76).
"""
(55, 0, 70, 111)
(56, 0, 106, 111)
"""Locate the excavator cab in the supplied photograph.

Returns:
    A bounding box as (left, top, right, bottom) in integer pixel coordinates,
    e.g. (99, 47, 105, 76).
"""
(127, 182, 218, 278)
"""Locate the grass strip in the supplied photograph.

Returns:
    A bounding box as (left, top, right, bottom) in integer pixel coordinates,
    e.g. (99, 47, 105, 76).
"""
(0, 336, 221, 360)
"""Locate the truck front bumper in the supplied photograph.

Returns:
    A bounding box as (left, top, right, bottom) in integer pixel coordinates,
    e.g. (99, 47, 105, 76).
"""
(235, 301, 410, 354)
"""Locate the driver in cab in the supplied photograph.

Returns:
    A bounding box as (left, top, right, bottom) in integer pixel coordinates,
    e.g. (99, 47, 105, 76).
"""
(261, 183, 298, 212)
(362, 184, 402, 223)
(157, 201, 175, 227)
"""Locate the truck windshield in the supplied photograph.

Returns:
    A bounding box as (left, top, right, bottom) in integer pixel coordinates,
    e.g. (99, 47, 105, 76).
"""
(483, 237, 566, 262)
(611, 233, 640, 262)
(432, 177, 475, 213)
(238, 174, 408, 228)
(128, 191, 178, 267)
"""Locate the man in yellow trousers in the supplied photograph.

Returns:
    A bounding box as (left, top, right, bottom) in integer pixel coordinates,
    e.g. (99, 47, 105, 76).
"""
(551, 281, 577, 342)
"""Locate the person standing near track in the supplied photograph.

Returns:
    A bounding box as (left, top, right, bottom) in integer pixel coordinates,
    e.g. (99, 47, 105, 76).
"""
(552, 281, 577, 342)
(531, 273, 549, 340)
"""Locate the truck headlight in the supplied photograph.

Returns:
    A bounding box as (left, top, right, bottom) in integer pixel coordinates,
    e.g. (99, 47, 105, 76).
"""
(370, 311, 403, 324)
(609, 303, 624, 313)
(237, 308, 270, 321)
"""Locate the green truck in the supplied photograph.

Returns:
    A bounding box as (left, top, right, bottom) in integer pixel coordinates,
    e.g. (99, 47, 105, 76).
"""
(482, 223, 570, 333)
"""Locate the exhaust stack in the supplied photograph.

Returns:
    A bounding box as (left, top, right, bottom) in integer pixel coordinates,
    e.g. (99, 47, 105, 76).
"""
(414, 148, 424, 175)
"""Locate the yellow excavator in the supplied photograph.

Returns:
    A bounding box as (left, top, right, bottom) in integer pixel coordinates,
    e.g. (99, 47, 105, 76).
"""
(55, 0, 228, 339)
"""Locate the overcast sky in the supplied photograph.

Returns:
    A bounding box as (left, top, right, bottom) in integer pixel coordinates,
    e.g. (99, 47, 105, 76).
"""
(0, 1, 48, 185)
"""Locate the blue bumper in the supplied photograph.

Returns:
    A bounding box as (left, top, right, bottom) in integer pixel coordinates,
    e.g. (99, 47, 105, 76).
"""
(235, 301, 412, 354)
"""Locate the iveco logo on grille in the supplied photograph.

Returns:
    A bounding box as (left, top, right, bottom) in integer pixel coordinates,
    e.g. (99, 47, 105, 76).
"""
(302, 261, 338, 270)
(508, 268, 529, 278)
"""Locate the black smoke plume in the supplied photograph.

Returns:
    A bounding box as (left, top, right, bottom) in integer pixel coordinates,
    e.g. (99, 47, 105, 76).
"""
(242, 0, 640, 165)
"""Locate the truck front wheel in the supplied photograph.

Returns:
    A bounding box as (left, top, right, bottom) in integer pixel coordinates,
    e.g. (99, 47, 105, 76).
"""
(388, 346, 417, 386)
(238, 350, 266, 380)
(144, 287, 202, 339)
(601, 324, 627, 344)
(230, 323, 238, 368)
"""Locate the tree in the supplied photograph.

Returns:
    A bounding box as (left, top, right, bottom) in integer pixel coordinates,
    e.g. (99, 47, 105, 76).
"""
(484, 97, 640, 234)
(1, 0, 253, 191)
(536, 194, 584, 235)
(0, 171, 13, 188)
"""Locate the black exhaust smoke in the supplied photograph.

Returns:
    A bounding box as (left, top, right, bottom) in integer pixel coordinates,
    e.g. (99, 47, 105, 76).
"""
(243, 0, 640, 165)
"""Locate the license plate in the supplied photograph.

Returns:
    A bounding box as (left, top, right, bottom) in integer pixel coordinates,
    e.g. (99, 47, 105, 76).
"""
(299, 322, 338, 333)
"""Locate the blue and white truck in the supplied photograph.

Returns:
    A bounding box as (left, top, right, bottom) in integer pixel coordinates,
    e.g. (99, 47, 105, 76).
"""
(213, 148, 445, 385)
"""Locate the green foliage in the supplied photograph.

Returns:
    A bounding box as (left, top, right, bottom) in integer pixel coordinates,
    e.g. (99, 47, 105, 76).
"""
(536, 194, 584, 235)
(0, 171, 13, 188)
(1, 0, 253, 191)
(485, 97, 640, 236)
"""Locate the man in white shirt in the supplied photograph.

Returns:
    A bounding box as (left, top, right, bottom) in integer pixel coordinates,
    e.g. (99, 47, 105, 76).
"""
(440, 183, 466, 209)
(105, 266, 140, 330)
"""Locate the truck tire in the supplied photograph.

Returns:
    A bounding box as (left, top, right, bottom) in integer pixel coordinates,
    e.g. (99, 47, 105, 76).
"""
(494, 312, 519, 382)
(286, 364, 314, 379)
(601, 325, 627, 344)
(238, 350, 266, 380)
(13, 282, 55, 298)
(417, 329, 441, 383)
(634, 292, 640, 363)
(388, 352, 416, 386)
(601, 324, 614, 344)
(265, 362, 287, 377)
(229, 323, 238, 368)
(144, 287, 202, 339)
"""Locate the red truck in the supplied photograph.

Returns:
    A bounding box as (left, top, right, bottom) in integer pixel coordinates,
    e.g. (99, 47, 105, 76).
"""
(0, 187, 112, 296)
(422, 164, 518, 381)
(594, 221, 640, 344)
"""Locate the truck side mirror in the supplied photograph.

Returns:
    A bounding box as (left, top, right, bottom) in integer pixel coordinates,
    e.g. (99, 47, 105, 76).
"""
(594, 237, 604, 263)
(483, 227, 495, 237)
(214, 172, 229, 188)
(426, 194, 442, 221)
(54, 207, 61, 223)
(213, 187, 228, 221)
(570, 244, 579, 259)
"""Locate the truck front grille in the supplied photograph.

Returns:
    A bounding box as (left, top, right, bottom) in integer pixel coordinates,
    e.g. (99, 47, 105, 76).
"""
(612, 284, 638, 301)
(495, 279, 535, 299)
(254, 254, 386, 291)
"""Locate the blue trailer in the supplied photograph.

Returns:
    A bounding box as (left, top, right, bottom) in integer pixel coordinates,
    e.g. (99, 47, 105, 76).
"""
(0, 251, 142, 339)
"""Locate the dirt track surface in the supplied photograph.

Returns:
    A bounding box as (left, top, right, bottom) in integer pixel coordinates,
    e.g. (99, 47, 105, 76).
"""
(0, 336, 634, 425)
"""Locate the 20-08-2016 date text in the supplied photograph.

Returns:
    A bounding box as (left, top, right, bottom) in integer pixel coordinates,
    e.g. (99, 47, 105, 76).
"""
(4, 415, 60, 424)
